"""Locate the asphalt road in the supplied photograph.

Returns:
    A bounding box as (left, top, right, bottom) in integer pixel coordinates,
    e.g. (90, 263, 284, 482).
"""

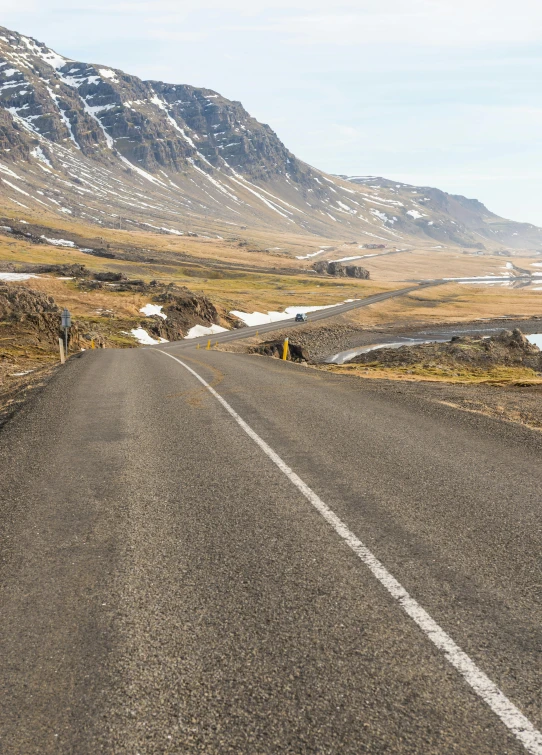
(184, 277, 531, 348)
(189, 281, 444, 346)
(1, 346, 541, 753)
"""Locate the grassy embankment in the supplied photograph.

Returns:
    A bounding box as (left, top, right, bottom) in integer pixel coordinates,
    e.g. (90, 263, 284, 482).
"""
(341, 283, 542, 329)
(325, 362, 542, 386)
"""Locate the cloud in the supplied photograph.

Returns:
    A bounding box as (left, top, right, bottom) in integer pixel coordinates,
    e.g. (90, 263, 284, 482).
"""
(225, 0, 542, 48)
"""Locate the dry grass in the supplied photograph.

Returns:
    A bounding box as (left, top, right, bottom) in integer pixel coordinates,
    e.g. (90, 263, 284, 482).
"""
(0, 202, 340, 271)
(182, 275, 396, 313)
(357, 248, 538, 281)
(15, 277, 150, 319)
(2, 203, 542, 331)
(340, 284, 542, 328)
(10, 270, 397, 322)
(324, 362, 542, 386)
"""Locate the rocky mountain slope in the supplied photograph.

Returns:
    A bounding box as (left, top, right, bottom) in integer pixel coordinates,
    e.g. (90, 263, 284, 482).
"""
(0, 24, 541, 251)
(346, 176, 542, 251)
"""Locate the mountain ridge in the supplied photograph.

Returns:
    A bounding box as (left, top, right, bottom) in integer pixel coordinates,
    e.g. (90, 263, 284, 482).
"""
(0, 24, 541, 251)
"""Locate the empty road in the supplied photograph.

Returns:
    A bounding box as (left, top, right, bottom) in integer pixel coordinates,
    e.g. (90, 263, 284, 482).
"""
(0, 345, 540, 753)
(188, 281, 445, 346)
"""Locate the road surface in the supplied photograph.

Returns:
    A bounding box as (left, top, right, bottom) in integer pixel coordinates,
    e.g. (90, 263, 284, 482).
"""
(0, 346, 540, 753)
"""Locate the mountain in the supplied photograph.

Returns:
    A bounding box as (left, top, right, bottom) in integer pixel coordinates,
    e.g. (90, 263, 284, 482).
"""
(0, 25, 541, 251)
(344, 176, 542, 251)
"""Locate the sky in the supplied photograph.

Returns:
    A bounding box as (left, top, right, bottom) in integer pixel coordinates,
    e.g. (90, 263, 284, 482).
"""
(2, 0, 542, 225)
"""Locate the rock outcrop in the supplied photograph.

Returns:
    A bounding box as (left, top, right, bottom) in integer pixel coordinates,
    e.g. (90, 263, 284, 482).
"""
(350, 329, 542, 371)
(251, 339, 310, 363)
(0, 284, 60, 343)
(312, 260, 370, 279)
(143, 286, 226, 341)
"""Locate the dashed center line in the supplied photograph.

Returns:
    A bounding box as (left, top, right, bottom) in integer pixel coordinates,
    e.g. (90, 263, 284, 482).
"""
(158, 349, 542, 755)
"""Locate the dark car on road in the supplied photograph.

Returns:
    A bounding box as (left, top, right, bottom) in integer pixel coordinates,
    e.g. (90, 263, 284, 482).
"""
(295, 313, 308, 322)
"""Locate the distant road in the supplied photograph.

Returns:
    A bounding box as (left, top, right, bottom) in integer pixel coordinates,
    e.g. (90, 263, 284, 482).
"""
(1, 345, 540, 753)
(187, 280, 446, 346)
(184, 276, 531, 348)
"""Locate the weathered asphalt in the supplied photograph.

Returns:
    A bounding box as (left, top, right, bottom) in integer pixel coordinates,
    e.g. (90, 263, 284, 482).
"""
(0, 346, 540, 753)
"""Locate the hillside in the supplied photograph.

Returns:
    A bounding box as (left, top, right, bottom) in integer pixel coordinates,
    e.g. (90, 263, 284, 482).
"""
(346, 176, 542, 251)
(0, 25, 541, 252)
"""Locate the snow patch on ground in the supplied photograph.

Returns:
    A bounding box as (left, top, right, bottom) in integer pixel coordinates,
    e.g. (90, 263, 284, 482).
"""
(31, 146, 52, 167)
(127, 328, 168, 345)
(184, 324, 228, 339)
(526, 334, 542, 349)
(99, 68, 119, 82)
(0, 272, 40, 281)
(41, 236, 76, 247)
(140, 303, 167, 319)
(335, 255, 363, 262)
(231, 300, 355, 326)
(296, 250, 327, 260)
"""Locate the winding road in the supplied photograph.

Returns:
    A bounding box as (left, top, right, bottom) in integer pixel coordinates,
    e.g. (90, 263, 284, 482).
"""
(0, 342, 540, 753)
(193, 281, 444, 346)
(184, 276, 532, 348)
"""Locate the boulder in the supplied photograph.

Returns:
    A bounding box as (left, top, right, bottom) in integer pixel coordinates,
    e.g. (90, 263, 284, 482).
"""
(312, 260, 370, 279)
(345, 265, 370, 279)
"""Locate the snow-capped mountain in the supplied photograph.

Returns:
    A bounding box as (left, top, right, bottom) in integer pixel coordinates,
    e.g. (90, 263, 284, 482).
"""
(0, 25, 540, 250)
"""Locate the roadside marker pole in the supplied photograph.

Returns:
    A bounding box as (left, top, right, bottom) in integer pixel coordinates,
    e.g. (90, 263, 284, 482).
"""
(282, 337, 289, 361)
(196, 343, 200, 350)
(58, 338, 65, 364)
(206, 339, 211, 350)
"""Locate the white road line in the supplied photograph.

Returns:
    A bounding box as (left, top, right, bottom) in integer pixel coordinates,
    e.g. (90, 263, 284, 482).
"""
(158, 349, 542, 755)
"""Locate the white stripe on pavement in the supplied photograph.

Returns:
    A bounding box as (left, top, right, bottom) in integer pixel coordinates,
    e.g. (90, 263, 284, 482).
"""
(158, 349, 542, 755)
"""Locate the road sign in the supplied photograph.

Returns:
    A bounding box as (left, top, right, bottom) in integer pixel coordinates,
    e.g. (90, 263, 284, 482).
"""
(61, 308, 71, 357)
(61, 308, 71, 329)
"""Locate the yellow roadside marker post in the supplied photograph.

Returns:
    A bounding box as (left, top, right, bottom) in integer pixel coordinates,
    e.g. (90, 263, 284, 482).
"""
(196, 343, 200, 349)
(282, 337, 289, 361)
(206, 339, 211, 350)
(91, 339, 95, 349)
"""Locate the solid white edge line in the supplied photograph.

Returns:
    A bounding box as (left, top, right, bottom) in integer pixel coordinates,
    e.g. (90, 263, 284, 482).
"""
(158, 349, 542, 755)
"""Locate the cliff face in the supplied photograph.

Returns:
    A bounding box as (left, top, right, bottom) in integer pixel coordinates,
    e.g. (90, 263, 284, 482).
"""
(0, 109, 32, 161)
(0, 27, 310, 183)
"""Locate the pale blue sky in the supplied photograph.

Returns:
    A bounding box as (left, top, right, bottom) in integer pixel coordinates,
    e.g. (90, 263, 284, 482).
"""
(3, 1, 541, 225)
